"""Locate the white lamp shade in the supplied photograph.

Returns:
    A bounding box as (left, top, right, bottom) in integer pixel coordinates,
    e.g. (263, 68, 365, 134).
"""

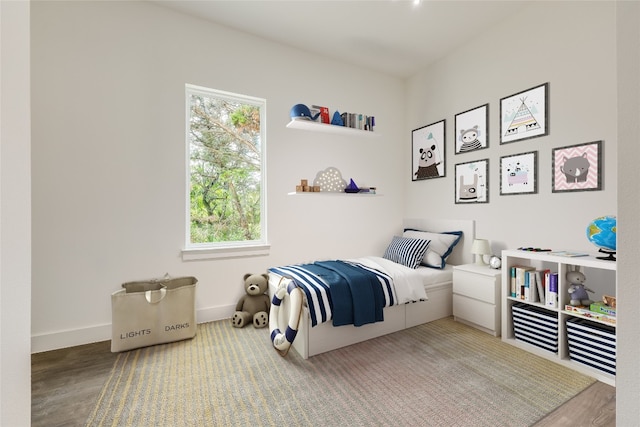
(471, 239, 491, 265)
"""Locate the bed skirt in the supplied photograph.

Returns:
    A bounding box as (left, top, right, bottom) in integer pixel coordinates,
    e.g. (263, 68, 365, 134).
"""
(267, 275, 452, 359)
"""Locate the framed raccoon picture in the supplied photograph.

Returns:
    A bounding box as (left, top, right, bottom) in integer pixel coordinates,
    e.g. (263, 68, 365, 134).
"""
(552, 141, 602, 193)
(454, 103, 488, 154)
(412, 120, 446, 181)
(454, 159, 489, 203)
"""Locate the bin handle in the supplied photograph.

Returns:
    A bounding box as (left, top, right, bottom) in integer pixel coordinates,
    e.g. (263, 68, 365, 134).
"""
(145, 286, 167, 304)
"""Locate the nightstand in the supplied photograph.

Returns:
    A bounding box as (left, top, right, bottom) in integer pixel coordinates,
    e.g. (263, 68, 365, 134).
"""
(452, 263, 502, 336)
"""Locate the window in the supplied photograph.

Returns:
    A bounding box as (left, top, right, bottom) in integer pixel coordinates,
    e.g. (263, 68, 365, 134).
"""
(184, 84, 267, 258)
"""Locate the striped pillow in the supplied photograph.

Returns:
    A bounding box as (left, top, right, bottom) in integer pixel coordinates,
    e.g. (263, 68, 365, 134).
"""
(383, 236, 431, 269)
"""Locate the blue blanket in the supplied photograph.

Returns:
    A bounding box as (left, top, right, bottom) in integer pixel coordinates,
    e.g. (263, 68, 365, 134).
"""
(271, 260, 386, 327)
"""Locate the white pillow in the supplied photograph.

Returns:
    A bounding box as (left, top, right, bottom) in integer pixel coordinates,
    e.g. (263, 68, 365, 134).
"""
(402, 229, 462, 269)
(383, 236, 431, 269)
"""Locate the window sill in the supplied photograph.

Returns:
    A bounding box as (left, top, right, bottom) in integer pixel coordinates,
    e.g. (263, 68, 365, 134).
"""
(182, 244, 270, 261)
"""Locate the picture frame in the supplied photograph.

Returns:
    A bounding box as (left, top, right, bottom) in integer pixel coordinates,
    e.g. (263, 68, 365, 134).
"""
(454, 158, 489, 204)
(500, 83, 549, 144)
(552, 140, 603, 193)
(454, 103, 488, 154)
(412, 120, 446, 181)
(500, 151, 538, 195)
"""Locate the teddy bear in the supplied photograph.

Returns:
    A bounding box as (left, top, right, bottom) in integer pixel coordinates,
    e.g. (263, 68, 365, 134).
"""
(231, 273, 270, 328)
(567, 268, 594, 306)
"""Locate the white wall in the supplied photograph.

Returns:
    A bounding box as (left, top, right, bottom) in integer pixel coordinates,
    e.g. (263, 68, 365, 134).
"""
(0, 1, 32, 425)
(30, 1, 405, 351)
(615, 0, 640, 423)
(405, 1, 617, 254)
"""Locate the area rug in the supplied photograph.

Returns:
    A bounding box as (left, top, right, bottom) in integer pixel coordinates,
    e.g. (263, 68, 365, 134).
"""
(85, 317, 595, 427)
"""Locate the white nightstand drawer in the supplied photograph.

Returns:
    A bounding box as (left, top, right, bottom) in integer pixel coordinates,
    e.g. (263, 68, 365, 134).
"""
(453, 270, 498, 304)
(453, 294, 496, 331)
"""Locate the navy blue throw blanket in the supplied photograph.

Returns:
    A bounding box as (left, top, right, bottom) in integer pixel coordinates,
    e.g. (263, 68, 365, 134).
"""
(301, 260, 385, 327)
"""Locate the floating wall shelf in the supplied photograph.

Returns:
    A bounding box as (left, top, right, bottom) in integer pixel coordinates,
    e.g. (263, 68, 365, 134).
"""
(287, 192, 382, 197)
(286, 119, 380, 137)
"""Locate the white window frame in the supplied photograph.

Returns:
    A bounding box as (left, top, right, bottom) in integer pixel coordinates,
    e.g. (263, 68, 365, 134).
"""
(182, 84, 269, 261)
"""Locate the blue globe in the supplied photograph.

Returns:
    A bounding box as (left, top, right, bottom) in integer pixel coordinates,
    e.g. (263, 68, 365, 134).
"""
(586, 215, 617, 252)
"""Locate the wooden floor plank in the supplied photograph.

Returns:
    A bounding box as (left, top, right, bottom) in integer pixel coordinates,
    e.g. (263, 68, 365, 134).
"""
(533, 381, 616, 427)
(31, 341, 117, 427)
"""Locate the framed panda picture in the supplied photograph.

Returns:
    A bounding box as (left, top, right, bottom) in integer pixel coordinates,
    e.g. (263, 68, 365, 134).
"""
(412, 120, 446, 181)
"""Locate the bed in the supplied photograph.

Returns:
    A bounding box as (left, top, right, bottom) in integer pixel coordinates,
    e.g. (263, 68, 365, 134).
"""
(268, 218, 475, 359)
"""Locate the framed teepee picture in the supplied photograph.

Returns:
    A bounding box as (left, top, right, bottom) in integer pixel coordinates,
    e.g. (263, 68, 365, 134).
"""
(412, 120, 446, 181)
(500, 83, 548, 144)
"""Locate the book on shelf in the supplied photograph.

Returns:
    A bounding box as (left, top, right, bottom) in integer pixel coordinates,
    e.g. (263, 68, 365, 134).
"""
(513, 266, 534, 300)
(535, 270, 548, 304)
(590, 301, 616, 317)
(339, 111, 375, 131)
(545, 272, 558, 308)
(519, 269, 548, 304)
(564, 304, 616, 325)
(311, 105, 330, 124)
(549, 251, 589, 257)
(525, 270, 540, 302)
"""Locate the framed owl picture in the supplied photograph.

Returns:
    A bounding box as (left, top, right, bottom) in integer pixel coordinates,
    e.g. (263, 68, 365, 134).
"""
(454, 159, 489, 204)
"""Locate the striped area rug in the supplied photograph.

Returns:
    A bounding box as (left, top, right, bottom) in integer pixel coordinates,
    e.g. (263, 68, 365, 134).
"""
(86, 317, 594, 427)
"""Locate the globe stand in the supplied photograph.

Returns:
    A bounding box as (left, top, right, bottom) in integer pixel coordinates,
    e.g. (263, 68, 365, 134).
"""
(596, 248, 616, 261)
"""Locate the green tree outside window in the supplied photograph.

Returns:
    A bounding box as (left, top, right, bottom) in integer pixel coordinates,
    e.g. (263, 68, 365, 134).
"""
(186, 85, 266, 247)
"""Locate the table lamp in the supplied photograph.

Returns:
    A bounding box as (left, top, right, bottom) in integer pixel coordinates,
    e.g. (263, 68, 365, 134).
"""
(472, 239, 491, 265)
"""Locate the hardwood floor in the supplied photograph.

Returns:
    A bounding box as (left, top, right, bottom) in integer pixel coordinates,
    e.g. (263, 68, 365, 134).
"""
(532, 381, 616, 427)
(31, 341, 117, 427)
(32, 341, 616, 426)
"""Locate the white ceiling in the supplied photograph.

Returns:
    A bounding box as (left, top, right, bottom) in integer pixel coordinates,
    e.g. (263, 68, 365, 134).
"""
(154, 0, 532, 79)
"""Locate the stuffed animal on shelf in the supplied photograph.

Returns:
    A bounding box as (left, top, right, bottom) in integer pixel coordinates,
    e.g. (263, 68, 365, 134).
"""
(231, 273, 270, 328)
(566, 267, 594, 306)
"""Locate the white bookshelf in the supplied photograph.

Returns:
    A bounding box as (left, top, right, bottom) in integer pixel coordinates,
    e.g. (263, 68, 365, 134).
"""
(501, 249, 617, 386)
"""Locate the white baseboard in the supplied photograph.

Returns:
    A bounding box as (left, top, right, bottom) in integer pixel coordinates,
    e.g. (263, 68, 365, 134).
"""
(31, 304, 235, 354)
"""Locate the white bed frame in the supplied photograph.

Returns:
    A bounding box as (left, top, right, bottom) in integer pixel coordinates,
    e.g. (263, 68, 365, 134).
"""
(269, 218, 475, 359)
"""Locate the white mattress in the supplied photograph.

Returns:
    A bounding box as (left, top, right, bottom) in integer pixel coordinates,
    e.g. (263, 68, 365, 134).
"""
(415, 264, 454, 287)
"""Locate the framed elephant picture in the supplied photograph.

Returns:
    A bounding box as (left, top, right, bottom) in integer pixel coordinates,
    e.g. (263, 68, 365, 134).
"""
(552, 141, 603, 193)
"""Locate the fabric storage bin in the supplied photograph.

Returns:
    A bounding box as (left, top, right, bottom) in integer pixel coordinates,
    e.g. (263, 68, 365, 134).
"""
(512, 303, 558, 354)
(566, 317, 616, 376)
(111, 275, 197, 352)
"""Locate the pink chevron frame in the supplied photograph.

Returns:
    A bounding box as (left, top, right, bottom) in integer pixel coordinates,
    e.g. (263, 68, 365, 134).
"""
(552, 140, 603, 193)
